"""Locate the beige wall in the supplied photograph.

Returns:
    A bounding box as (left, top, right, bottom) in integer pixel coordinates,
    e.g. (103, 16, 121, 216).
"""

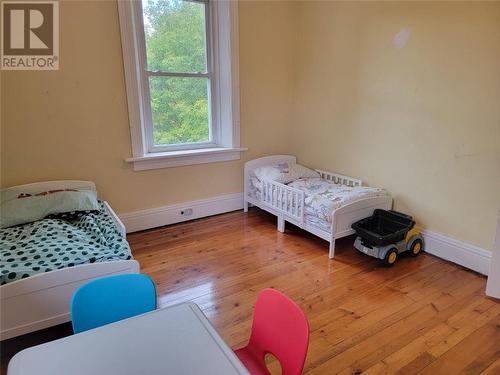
(2, 1, 499, 251)
(292, 1, 500, 250)
(1, 0, 295, 212)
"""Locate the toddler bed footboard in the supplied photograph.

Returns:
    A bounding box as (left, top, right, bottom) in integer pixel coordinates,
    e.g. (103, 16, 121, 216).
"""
(328, 196, 393, 258)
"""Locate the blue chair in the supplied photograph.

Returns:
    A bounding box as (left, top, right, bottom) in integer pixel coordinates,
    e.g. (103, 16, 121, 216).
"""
(71, 274, 157, 333)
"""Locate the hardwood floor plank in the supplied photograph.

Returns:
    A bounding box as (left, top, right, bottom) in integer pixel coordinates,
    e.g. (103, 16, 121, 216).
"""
(480, 357, 500, 374)
(418, 314, 500, 374)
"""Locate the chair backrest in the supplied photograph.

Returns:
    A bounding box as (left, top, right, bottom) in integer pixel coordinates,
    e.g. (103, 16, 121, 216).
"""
(71, 274, 156, 333)
(248, 288, 310, 375)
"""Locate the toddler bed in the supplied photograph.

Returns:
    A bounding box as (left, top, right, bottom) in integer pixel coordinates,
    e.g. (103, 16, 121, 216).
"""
(0, 181, 139, 340)
(244, 155, 393, 259)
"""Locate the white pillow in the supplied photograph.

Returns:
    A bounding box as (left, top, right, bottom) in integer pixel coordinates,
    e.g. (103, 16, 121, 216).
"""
(0, 190, 99, 228)
(254, 163, 319, 184)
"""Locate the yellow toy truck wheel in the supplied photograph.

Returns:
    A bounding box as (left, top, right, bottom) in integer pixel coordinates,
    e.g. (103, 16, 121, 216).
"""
(384, 248, 398, 266)
(409, 239, 423, 257)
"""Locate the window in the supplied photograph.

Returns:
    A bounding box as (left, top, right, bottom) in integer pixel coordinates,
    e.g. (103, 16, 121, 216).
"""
(143, 0, 211, 151)
(118, 0, 243, 170)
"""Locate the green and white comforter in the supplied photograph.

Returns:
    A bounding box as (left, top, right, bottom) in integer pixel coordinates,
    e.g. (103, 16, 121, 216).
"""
(0, 202, 132, 285)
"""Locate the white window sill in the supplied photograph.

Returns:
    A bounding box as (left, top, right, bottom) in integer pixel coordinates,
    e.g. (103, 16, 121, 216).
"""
(125, 147, 247, 171)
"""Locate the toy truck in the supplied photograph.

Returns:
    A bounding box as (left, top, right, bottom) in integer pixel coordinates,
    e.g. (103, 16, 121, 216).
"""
(351, 209, 424, 266)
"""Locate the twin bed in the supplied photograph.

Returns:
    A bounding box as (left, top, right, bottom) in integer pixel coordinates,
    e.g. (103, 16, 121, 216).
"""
(244, 155, 393, 258)
(0, 181, 139, 340)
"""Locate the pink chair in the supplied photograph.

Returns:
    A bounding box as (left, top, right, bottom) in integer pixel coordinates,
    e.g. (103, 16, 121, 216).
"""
(234, 288, 310, 375)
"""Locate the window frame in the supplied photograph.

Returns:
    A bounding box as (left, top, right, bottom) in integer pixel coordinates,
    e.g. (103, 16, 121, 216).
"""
(118, 0, 244, 170)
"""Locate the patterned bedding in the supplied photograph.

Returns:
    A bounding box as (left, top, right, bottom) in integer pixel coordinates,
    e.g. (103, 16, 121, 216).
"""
(249, 177, 389, 232)
(0, 202, 132, 285)
(288, 178, 388, 224)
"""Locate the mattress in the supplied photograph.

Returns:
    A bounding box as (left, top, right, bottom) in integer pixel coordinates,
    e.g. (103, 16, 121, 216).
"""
(0, 202, 132, 285)
(249, 176, 389, 232)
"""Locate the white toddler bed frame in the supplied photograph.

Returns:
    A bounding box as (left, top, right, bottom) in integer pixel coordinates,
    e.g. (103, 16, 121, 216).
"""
(244, 156, 393, 259)
(0, 181, 139, 340)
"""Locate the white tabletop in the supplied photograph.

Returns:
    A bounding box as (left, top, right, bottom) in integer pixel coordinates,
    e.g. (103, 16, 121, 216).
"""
(8, 302, 249, 375)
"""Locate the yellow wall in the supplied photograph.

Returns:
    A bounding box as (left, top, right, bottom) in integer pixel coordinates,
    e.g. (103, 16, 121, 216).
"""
(292, 1, 500, 250)
(1, 0, 295, 212)
(2, 1, 499, 251)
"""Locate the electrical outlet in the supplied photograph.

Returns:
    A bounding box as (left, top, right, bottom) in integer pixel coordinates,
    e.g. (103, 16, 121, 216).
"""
(180, 208, 193, 216)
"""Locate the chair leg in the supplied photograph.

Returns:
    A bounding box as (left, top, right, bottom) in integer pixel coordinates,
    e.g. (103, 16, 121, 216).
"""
(278, 216, 285, 233)
(329, 239, 335, 259)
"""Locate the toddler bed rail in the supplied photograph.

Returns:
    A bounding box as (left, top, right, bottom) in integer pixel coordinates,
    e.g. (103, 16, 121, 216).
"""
(262, 180, 304, 225)
(315, 170, 362, 187)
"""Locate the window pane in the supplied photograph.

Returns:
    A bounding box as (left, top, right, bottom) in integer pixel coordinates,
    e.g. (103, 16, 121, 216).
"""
(142, 0, 207, 73)
(149, 76, 210, 146)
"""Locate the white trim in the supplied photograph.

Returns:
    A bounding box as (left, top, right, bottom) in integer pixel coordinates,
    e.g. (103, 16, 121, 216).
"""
(117, 0, 242, 170)
(125, 147, 247, 171)
(120, 193, 244, 233)
(421, 229, 492, 276)
(118, 0, 147, 158)
(211, 0, 241, 149)
(486, 211, 500, 298)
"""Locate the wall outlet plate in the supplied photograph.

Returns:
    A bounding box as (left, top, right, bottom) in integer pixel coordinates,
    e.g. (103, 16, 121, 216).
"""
(180, 208, 193, 216)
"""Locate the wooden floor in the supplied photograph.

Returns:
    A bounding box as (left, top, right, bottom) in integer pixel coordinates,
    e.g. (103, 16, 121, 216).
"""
(2, 209, 499, 374)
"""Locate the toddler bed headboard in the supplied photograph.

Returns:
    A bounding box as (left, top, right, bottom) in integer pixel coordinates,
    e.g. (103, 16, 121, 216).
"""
(244, 155, 296, 196)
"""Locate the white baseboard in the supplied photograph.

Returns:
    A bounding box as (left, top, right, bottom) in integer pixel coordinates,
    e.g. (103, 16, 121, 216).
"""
(119, 193, 244, 233)
(421, 229, 492, 276)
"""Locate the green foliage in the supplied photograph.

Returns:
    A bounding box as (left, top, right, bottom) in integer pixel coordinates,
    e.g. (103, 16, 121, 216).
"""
(144, 0, 209, 146)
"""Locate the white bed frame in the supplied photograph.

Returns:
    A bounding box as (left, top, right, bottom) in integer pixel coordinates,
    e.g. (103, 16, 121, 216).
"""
(244, 156, 393, 259)
(0, 181, 139, 340)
